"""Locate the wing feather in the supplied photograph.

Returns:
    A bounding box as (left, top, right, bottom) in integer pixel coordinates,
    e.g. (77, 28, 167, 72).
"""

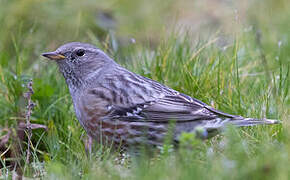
(109, 93, 236, 122)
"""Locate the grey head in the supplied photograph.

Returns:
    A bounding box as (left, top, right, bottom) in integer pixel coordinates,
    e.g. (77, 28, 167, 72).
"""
(42, 42, 116, 91)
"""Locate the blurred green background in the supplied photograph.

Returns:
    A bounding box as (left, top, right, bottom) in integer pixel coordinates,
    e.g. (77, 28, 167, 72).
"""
(0, 0, 289, 179)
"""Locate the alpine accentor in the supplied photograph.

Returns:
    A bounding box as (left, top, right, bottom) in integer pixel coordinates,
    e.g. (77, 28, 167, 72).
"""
(42, 42, 279, 148)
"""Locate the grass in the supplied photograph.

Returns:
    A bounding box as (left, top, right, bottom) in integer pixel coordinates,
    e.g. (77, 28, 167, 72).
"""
(0, 0, 289, 179)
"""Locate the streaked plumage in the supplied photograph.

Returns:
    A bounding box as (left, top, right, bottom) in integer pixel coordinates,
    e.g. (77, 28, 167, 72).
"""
(42, 42, 279, 148)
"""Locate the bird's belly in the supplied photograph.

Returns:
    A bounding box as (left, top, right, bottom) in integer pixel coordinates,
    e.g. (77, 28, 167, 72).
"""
(82, 118, 169, 148)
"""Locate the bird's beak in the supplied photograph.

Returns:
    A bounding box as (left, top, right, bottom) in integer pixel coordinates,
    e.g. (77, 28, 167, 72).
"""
(42, 51, 66, 60)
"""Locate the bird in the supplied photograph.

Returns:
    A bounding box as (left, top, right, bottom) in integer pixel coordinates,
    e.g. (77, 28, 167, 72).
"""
(42, 42, 279, 149)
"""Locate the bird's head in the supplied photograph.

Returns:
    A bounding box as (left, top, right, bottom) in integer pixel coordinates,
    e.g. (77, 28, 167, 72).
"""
(42, 42, 115, 89)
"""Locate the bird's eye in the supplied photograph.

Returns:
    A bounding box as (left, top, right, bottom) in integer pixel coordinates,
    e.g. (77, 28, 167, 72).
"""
(76, 49, 85, 56)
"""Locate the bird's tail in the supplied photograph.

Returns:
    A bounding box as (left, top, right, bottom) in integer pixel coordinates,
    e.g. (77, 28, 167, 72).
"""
(203, 116, 280, 130)
(195, 117, 280, 139)
(228, 117, 280, 127)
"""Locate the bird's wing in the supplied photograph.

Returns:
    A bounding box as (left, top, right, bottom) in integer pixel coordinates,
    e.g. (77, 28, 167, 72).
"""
(109, 92, 237, 122)
(80, 67, 237, 123)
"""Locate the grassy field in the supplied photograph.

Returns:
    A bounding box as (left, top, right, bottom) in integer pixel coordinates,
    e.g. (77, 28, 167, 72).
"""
(0, 0, 289, 179)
